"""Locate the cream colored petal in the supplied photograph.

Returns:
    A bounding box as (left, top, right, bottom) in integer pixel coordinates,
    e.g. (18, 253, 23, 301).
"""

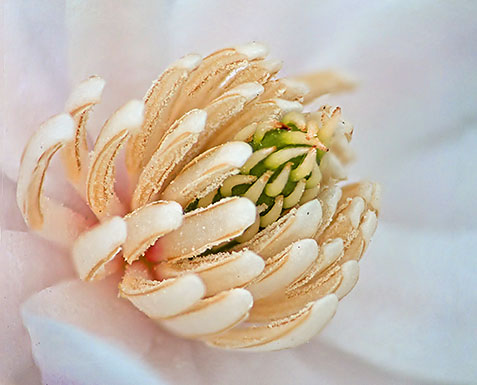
(86, 100, 144, 218)
(341, 210, 378, 263)
(72, 216, 126, 281)
(247, 239, 318, 300)
(156, 250, 264, 297)
(169, 82, 263, 163)
(223, 59, 282, 91)
(155, 197, 256, 261)
(35, 199, 90, 249)
(260, 78, 309, 102)
(248, 239, 343, 323)
(315, 185, 342, 238)
(161, 142, 252, 207)
(93, 99, 144, 152)
(62, 76, 105, 190)
(160, 289, 253, 338)
(123, 201, 183, 264)
(334, 260, 360, 299)
(16, 113, 88, 247)
(300, 185, 320, 205)
(292, 70, 355, 104)
(194, 82, 263, 153)
(287, 238, 344, 293)
(249, 264, 343, 323)
(119, 272, 205, 319)
(17, 113, 74, 228)
(317, 196, 365, 245)
(339, 181, 381, 213)
(235, 199, 322, 259)
(131, 109, 207, 209)
(206, 98, 301, 148)
(172, 43, 268, 117)
(205, 294, 338, 351)
(330, 133, 355, 165)
(126, 54, 202, 174)
(320, 152, 347, 183)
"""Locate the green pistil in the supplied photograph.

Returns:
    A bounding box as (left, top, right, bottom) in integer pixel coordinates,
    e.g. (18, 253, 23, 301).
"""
(185, 115, 326, 220)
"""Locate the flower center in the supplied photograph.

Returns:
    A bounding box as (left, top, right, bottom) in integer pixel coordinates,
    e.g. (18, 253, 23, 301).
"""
(186, 111, 332, 236)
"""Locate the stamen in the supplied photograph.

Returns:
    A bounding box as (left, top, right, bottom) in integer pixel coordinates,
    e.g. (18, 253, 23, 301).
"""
(243, 171, 273, 203)
(241, 146, 276, 173)
(305, 162, 322, 188)
(283, 179, 306, 209)
(263, 147, 309, 169)
(220, 175, 257, 197)
(265, 162, 292, 197)
(260, 195, 284, 228)
(281, 111, 306, 131)
(290, 148, 316, 182)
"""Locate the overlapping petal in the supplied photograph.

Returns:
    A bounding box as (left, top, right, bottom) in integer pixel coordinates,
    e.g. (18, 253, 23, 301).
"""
(16, 43, 380, 352)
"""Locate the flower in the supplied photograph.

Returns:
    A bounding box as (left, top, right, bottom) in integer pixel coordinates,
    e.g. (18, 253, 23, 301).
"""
(16, 43, 380, 351)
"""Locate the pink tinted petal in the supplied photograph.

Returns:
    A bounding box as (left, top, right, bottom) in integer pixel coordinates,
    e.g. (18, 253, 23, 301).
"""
(21, 277, 158, 357)
(0, 231, 74, 384)
(22, 313, 163, 385)
(321, 222, 477, 384)
(144, 334, 415, 385)
(1, 172, 27, 232)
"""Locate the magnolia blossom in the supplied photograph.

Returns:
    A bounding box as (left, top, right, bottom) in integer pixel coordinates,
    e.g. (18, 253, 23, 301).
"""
(3, 2, 477, 385)
(17, 42, 379, 351)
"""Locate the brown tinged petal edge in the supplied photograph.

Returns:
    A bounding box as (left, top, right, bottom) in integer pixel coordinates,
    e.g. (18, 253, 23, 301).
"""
(126, 54, 203, 175)
(131, 109, 207, 209)
(122, 201, 183, 264)
(86, 100, 144, 219)
(293, 70, 356, 105)
(16, 113, 89, 248)
(246, 239, 318, 300)
(160, 288, 254, 338)
(234, 199, 322, 259)
(119, 270, 205, 319)
(204, 294, 338, 351)
(155, 196, 257, 261)
(72, 216, 127, 281)
(160, 142, 253, 207)
(155, 249, 265, 297)
(62, 75, 105, 191)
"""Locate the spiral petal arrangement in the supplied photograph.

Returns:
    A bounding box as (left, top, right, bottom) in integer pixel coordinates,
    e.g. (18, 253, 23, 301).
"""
(17, 43, 380, 351)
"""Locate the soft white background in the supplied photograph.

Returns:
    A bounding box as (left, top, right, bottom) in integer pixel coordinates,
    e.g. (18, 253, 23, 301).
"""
(1, 1, 476, 384)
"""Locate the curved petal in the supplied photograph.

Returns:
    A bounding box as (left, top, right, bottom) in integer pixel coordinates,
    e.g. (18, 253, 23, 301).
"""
(123, 201, 183, 264)
(72, 216, 127, 281)
(246, 239, 318, 300)
(131, 109, 207, 209)
(62, 75, 105, 191)
(126, 54, 203, 174)
(205, 294, 338, 351)
(86, 100, 144, 218)
(161, 142, 252, 207)
(235, 199, 322, 259)
(334, 261, 359, 299)
(160, 289, 253, 338)
(119, 272, 205, 319)
(155, 197, 256, 261)
(156, 250, 265, 297)
(16, 113, 88, 247)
